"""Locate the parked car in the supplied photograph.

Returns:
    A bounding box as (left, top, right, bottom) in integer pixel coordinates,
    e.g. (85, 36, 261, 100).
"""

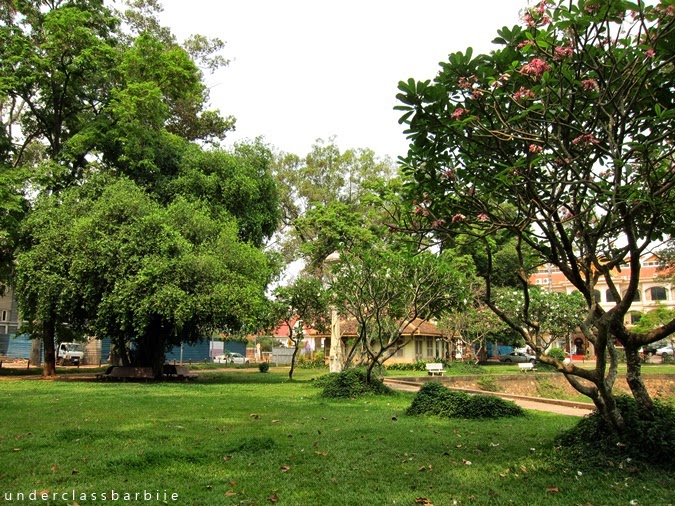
(499, 351, 537, 364)
(213, 352, 249, 364)
(656, 345, 674, 358)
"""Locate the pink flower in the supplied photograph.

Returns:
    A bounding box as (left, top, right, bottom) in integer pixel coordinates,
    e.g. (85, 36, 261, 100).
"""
(451, 213, 465, 223)
(431, 218, 446, 229)
(581, 78, 599, 92)
(513, 86, 535, 101)
(572, 133, 600, 147)
(644, 48, 655, 58)
(442, 168, 455, 180)
(553, 46, 573, 61)
(458, 76, 477, 90)
(518, 40, 534, 49)
(452, 107, 468, 120)
(529, 144, 543, 153)
(520, 58, 551, 77)
(477, 213, 489, 222)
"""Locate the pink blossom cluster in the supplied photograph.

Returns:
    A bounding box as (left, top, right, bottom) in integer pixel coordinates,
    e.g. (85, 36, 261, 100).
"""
(458, 75, 478, 90)
(413, 206, 430, 217)
(529, 144, 543, 154)
(656, 4, 675, 16)
(520, 58, 551, 77)
(431, 218, 446, 229)
(572, 133, 600, 147)
(451, 213, 465, 223)
(644, 48, 656, 58)
(581, 78, 599, 92)
(553, 45, 573, 61)
(477, 213, 489, 222)
(452, 107, 469, 120)
(513, 86, 535, 101)
(522, 1, 551, 26)
(442, 168, 455, 180)
(517, 40, 534, 49)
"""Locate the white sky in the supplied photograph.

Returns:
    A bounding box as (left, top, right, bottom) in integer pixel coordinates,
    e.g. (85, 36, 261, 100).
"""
(159, 0, 528, 160)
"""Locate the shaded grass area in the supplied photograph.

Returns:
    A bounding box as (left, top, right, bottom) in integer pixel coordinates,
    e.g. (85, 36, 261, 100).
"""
(1, 370, 673, 505)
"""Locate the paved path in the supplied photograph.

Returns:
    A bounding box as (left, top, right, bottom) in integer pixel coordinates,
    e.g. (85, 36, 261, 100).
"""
(383, 379, 595, 417)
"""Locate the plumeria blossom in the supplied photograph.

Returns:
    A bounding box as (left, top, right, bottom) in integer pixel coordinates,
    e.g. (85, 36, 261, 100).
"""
(529, 144, 543, 153)
(553, 45, 573, 61)
(477, 213, 489, 222)
(644, 48, 656, 58)
(452, 107, 469, 120)
(581, 78, 599, 92)
(514, 86, 535, 101)
(431, 218, 446, 229)
(572, 133, 600, 147)
(520, 58, 551, 77)
(451, 213, 465, 223)
(522, 1, 551, 26)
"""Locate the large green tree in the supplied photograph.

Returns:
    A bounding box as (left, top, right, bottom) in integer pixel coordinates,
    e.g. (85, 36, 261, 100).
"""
(396, 0, 675, 431)
(17, 175, 275, 377)
(3, 0, 268, 376)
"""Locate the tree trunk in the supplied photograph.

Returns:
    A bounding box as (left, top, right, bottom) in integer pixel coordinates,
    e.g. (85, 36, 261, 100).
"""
(134, 322, 166, 378)
(624, 345, 655, 417)
(42, 319, 56, 377)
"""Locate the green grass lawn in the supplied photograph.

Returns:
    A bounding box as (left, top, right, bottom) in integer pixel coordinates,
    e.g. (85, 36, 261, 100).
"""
(1, 368, 672, 505)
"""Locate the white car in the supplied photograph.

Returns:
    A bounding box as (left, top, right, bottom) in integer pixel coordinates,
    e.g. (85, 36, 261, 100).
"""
(213, 352, 249, 364)
(656, 346, 674, 358)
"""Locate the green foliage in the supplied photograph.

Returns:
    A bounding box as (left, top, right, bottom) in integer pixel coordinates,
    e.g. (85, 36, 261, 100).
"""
(317, 369, 393, 399)
(385, 360, 429, 372)
(548, 347, 567, 361)
(556, 396, 675, 469)
(406, 381, 524, 419)
(476, 376, 500, 392)
(258, 362, 270, 373)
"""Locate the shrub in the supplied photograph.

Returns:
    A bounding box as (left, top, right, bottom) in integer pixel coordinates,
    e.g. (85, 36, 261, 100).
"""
(406, 381, 524, 419)
(318, 368, 393, 399)
(258, 362, 270, 373)
(555, 395, 675, 469)
(386, 360, 428, 372)
(547, 347, 566, 361)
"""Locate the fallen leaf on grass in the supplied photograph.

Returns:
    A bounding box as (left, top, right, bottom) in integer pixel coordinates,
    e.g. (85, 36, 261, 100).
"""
(38, 490, 50, 496)
(414, 498, 433, 505)
(68, 502, 79, 506)
(223, 455, 232, 461)
(271, 420, 280, 423)
(546, 486, 560, 494)
(520, 465, 528, 474)
(224, 490, 237, 497)
(315, 451, 328, 457)
(280, 465, 290, 472)
(229, 481, 236, 487)
(71, 469, 79, 475)
(268, 494, 279, 503)
(463, 459, 472, 465)
(418, 464, 432, 472)
(249, 414, 260, 419)
(51, 466, 59, 472)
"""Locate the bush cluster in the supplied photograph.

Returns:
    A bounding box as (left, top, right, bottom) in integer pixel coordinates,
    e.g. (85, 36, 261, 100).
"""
(296, 350, 327, 369)
(406, 381, 524, 419)
(555, 395, 675, 469)
(258, 362, 270, 373)
(316, 368, 393, 399)
(385, 360, 485, 375)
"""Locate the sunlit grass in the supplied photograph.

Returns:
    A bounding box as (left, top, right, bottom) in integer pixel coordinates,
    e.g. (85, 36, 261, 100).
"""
(1, 370, 672, 505)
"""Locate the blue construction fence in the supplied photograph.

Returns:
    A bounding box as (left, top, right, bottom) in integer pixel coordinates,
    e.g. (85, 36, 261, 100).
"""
(0, 334, 244, 364)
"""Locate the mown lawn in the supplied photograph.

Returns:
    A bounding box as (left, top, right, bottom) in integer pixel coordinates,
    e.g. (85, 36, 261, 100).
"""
(1, 369, 672, 505)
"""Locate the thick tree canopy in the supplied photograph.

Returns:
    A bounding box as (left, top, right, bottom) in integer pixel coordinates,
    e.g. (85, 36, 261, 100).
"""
(397, 0, 675, 430)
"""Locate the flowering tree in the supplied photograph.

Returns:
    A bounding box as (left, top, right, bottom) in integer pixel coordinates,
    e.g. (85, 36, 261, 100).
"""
(396, 0, 675, 432)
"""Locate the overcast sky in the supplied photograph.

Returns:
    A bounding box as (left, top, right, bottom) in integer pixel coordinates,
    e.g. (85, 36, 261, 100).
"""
(159, 0, 528, 160)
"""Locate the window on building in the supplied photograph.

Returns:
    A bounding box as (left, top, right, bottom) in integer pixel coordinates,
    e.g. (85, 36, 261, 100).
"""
(605, 289, 617, 303)
(1, 310, 6, 321)
(648, 286, 668, 301)
(426, 337, 434, 358)
(415, 337, 423, 359)
(594, 290, 602, 302)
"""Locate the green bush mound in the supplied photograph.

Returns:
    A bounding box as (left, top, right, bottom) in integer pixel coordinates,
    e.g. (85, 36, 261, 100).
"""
(316, 368, 394, 398)
(258, 362, 270, 373)
(386, 360, 485, 375)
(555, 395, 675, 469)
(406, 381, 525, 419)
